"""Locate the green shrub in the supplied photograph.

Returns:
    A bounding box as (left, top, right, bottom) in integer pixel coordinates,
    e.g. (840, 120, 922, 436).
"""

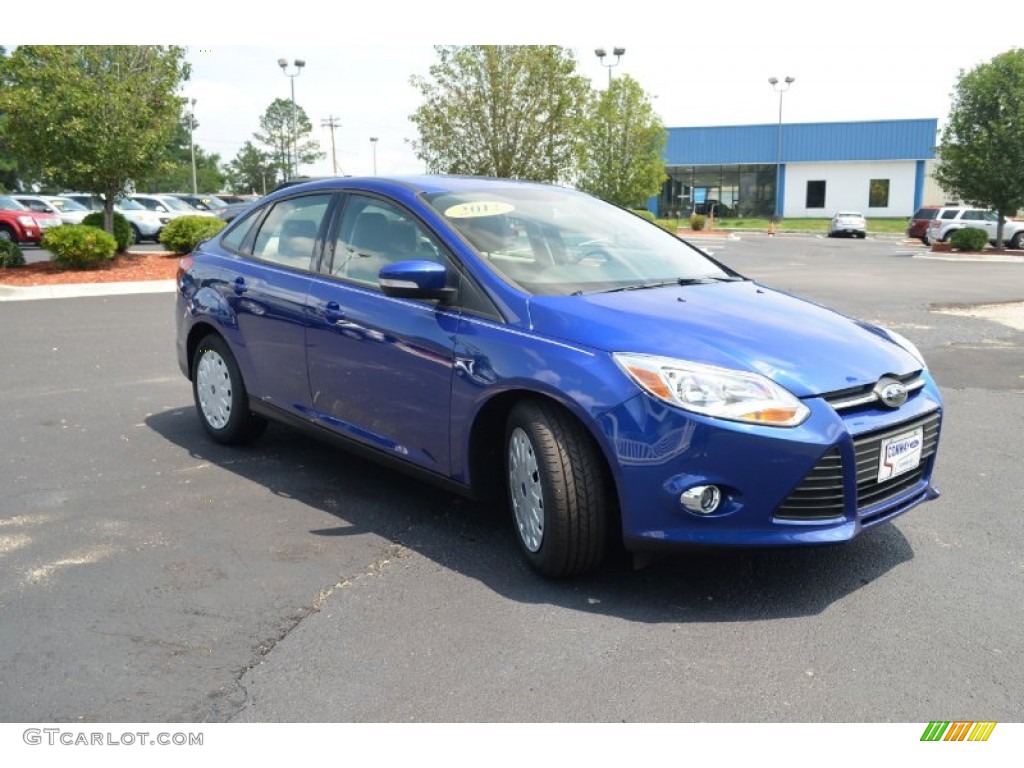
(949, 227, 989, 251)
(0, 239, 25, 267)
(82, 211, 133, 252)
(631, 209, 656, 223)
(689, 213, 707, 231)
(159, 216, 226, 254)
(41, 225, 117, 269)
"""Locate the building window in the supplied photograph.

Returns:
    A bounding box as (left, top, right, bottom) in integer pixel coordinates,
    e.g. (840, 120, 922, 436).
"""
(806, 180, 826, 209)
(869, 179, 890, 208)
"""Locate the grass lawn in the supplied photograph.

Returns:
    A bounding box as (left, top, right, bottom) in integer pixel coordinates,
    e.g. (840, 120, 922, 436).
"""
(657, 216, 910, 235)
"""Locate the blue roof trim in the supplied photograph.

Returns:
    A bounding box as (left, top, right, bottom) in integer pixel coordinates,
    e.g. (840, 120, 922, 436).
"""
(665, 119, 938, 165)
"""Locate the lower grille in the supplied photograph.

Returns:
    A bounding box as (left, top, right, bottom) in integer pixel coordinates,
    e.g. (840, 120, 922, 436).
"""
(854, 410, 941, 513)
(776, 409, 940, 522)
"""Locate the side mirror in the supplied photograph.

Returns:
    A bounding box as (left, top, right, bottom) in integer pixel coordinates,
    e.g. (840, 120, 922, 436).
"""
(379, 260, 455, 302)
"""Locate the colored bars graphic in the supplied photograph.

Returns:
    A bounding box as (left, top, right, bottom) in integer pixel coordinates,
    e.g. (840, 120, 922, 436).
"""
(921, 721, 997, 741)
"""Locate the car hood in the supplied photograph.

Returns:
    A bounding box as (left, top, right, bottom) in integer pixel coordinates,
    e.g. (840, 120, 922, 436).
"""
(526, 281, 921, 398)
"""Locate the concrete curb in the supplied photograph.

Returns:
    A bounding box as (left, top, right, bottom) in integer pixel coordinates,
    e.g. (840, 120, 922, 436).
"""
(0, 280, 176, 302)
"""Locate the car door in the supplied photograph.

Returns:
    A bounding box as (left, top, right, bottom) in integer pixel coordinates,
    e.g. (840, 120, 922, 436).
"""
(961, 209, 998, 241)
(305, 193, 459, 476)
(219, 193, 335, 419)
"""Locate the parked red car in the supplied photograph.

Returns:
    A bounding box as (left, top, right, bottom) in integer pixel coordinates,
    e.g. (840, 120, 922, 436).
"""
(906, 206, 940, 242)
(0, 195, 62, 244)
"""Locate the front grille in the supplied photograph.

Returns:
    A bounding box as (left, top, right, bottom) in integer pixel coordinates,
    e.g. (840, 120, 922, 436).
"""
(776, 409, 940, 522)
(854, 410, 941, 513)
(822, 371, 925, 412)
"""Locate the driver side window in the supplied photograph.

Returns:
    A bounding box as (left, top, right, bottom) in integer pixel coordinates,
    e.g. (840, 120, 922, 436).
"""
(331, 195, 441, 286)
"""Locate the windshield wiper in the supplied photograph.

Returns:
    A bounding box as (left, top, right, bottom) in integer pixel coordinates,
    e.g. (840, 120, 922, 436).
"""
(598, 276, 745, 294)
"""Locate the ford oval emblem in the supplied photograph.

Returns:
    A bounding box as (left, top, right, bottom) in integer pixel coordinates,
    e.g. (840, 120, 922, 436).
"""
(874, 378, 908, 408)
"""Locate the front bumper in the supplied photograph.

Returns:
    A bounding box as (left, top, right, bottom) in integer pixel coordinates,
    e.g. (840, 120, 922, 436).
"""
(597, 374, 943, 550)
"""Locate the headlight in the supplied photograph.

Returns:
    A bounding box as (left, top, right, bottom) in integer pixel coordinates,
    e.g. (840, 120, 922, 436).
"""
(613, 353, 810, 427)
(881, 327, 927, 368)
(18, 215, 36, 227)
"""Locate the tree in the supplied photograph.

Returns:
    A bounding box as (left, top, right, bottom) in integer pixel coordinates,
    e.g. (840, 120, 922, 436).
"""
(409, 46, 591, 183)
(253, 98, 324, 181)
(135, 110, 226, 193)
(0, 46, 189, 235)
(935, 48, 1024, 247)
(225, 141, 276, 195)
(577, 75, 666, 208)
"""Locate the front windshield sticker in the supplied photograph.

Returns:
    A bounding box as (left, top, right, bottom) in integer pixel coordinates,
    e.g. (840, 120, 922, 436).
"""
(444, 201, 515, 219)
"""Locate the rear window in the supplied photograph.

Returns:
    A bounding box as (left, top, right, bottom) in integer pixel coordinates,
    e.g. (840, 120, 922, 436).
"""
(913, 208, 939, 220)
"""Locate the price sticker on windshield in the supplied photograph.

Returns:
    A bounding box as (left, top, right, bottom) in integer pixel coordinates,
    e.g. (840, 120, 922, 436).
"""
(877, 426, 924, 482)
(444, 201, 515, 219)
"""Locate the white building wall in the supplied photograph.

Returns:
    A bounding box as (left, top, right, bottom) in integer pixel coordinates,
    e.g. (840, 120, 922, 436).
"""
(784, 161, 919, 218)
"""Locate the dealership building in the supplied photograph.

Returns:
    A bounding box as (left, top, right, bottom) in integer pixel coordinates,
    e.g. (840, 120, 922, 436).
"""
(654, 118, 940, 219)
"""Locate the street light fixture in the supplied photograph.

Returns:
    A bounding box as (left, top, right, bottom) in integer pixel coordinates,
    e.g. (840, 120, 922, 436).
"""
(768, 76, 795, 226)
(370, 137, 378, 175)
(278, 58, 306, 179)
(594, 47, 626, 87)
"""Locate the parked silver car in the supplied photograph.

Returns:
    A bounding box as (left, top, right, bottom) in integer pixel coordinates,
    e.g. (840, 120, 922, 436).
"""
(828, 211, 867, 238)
(131, 194, 217, 219)
(13, 195, 91, 225)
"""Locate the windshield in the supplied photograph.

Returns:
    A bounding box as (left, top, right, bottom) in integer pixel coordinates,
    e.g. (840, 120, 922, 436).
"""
(161, 196, 197, 212)
(0, 195, 28, 211)
(115, 197, 145, 210)
(426, 186, 734, 296)
(49, 197, 88, 212)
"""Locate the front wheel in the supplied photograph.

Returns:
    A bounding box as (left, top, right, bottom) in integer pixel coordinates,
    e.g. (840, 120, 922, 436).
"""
(505, 400, 610, 578)
(0, 226, 14, 243)
(1010, 232, 1023, 250)
(191, 334, 266, 445)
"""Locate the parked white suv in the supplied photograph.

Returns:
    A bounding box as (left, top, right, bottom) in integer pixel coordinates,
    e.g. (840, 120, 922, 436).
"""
(131, 194, 217, 220)
(924, 206, 1024, 249)
(60, 193, 169, 243)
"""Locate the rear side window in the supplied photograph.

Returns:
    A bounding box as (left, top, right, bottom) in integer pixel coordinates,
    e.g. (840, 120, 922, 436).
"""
(913, 208, 938, 220)
(940, 209, 958, 220)
(251, 195, 332, 271)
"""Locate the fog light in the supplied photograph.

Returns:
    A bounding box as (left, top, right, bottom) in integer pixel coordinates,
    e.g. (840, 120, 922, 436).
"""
(680, 485, 722, 515)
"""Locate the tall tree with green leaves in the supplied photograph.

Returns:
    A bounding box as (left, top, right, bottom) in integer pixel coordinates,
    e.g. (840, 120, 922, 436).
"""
(935, 48, 1024, 247)
(577, 75, 666, 208)
(409, 46, 591, 183)
(254, 98, 324, 181)
(136, 111, 225, 193)
(225, 141, 276, 195)
(0, 45, 189, 234)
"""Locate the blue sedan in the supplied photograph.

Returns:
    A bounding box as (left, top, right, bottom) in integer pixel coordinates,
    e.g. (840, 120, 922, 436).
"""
(175, 176, 942, 577)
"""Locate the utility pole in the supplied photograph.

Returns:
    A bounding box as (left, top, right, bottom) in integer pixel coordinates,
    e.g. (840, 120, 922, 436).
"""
(321, 116, 341, 175)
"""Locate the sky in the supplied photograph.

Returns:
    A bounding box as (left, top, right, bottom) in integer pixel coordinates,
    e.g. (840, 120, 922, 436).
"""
(20, 1, 1024, 183)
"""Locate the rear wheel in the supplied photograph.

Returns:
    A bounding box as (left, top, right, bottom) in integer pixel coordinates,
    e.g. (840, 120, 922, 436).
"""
(1010, 232, 1023, 250)
(191, 334, 266, 445)
(505, 400, 610, 578)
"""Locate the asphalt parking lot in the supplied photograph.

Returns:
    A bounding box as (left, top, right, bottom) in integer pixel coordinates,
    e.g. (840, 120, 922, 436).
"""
(1, 233, 1021, 723)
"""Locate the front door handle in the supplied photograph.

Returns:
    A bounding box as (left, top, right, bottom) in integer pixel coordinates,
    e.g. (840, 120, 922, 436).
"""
(324, 301, 346, 323)
(233, 277, 247, 295)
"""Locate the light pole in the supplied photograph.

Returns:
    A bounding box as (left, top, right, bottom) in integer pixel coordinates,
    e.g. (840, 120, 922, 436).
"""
(185, 98, 198, 194)
(278, 58, 306, 179)
(768, 76, 795, 225)
(370, 137, 378, 175)
(594, 47, 625, 87)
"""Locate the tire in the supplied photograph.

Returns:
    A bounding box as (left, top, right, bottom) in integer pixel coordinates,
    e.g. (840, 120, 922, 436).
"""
(0, 225, 14, 243)
(1010, 232, 1023, 250)
(505, 400, 610, 578)
(191, 334, 267, 445)
(129, 224, 141, 245)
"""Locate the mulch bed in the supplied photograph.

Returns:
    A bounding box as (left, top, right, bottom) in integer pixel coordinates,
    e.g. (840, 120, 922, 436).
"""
(0, 252, 180, 286)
